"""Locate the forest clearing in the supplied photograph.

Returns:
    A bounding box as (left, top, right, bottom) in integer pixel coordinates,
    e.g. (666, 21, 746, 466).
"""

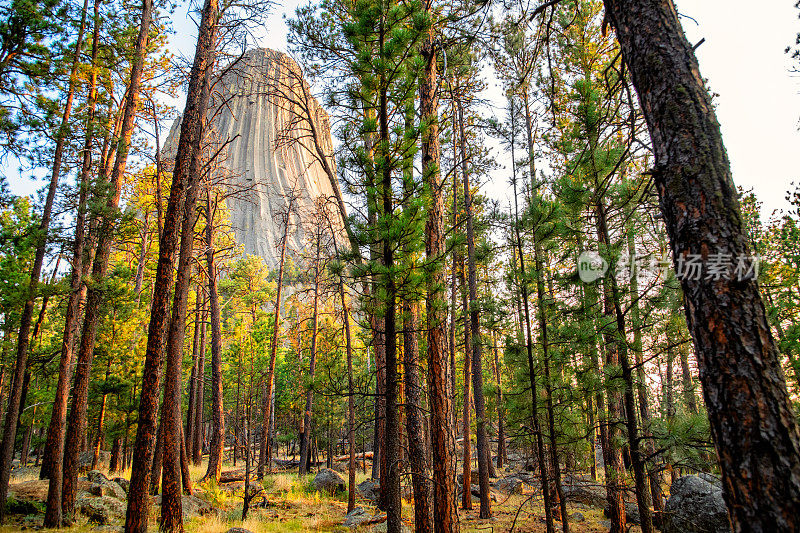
(1, 0, 799, 531)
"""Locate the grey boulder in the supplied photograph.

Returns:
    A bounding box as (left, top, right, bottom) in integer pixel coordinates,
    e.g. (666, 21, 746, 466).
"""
(493, 476, 527, 495)
(87, 470, 110, 484)
(357, 480, 380, 502)
(89, 480, 127, 500)
(662, 475, 731, 533)
(312, 468, 346, 495)
(77, 494, 126, 525)
(344, 506, 375, 528)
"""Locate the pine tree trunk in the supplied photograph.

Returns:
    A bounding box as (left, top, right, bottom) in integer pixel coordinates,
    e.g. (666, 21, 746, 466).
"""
(40, 0, 100, 487)
(110, 437, 121, 474)
(595, 202, 653, 533)
(456, 101, 491, 519)
(533, 245, 568, 530)
(151, 405, 163, 495)
(299, 233, 322, 476)
(126, 0, 218, 528)
(515, 89, 555, 533)
(161, 72, 215, 530)
(665, 341, 674, 420)
(679, 344, 698, 415)
(61, 0, 152, 517)
(378, 84, 402, 533)
(491, 334, 506, 469)
(259, 197, 294, 477)
(628, 222, 664, 513)
(603, 0, 800, 528)
(194, 296, 207, 465)
(460, 256, 472, 511)
(203, 190, 225, 482)
(404, 301, 433, 531)
(584, 261, 626, 533)
(185, 295, 202, 458)
(91, 359, 112, 471)
(20, 416, 32, 467)
(179, 425, 193, 495)
(341, 281, 357, 513)
(420, 23, 457, 533)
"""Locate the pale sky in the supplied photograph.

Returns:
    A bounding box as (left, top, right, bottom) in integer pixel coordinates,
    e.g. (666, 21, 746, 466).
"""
(679, 0, 800, 218)
(6, 0, 799, 220)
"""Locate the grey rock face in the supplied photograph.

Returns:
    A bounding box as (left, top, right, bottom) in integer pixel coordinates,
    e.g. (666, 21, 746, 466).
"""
(343, 506, 373, 527)
(77, 494, 126, 525)
(163, 48, 339, 269)
(89, 480, 126, 500)
(662, 475, 732, 533)
(152, 493, 217, 520)
(111, 477, 129, 494)
(561, 474, 607, 509)
(312, 468, 346, 494)
(356, 479, 380, 503)
(87, 470, 109, 484)
(493, 475, 527, 494)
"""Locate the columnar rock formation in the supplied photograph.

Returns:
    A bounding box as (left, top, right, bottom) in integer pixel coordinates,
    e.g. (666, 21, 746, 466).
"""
(164, 48, 340, 268)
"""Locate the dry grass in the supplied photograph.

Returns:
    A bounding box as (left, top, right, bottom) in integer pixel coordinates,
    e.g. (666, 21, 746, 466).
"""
(0, 456, 642, 532)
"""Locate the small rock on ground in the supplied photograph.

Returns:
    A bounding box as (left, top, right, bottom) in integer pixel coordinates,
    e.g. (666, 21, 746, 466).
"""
(89, 480, 126, 500)
(344, 506, 374, 528)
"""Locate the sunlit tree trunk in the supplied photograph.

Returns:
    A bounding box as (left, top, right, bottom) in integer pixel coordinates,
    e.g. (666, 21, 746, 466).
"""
(125, 0, 218, 527)
(420, 13, 457, 531)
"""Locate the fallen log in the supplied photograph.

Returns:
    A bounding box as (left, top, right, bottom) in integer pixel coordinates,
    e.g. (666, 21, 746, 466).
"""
(332, 451, 373, 462)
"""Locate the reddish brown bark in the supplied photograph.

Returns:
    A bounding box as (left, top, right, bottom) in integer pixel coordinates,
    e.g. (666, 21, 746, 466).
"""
(491, 334, 506, 469)
(59, 0, 152, 521)
(459, 258, 472, 512)
(343, 284, 357, 513)
(404, 302, 433, 531)
(125, 0, 218, 528)
(193, 296, 207, 465)
(40, 0, 99, 488)
(91, 358, 113, 470)
(185, 294, 203, 457)
(420, 23, 458, 533)
(202, 188, 225, 483)
(512, 88, 555, 533)
(456, 100, 491, 519)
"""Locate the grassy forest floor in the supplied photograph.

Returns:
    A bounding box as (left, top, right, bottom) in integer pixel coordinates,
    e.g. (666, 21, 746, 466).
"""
(0, 458, 641, 532)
